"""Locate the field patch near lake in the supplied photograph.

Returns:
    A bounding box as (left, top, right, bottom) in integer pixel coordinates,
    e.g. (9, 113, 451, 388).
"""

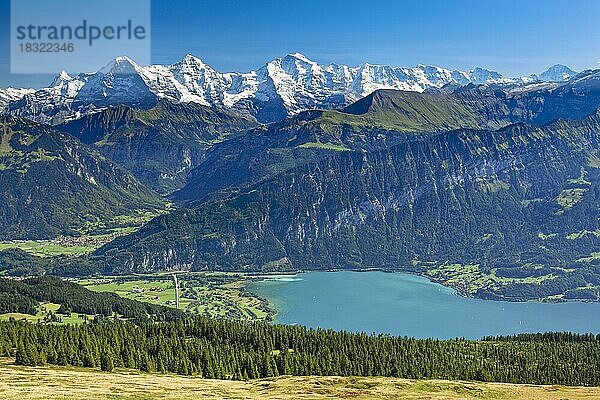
(80, 273, 273, 321)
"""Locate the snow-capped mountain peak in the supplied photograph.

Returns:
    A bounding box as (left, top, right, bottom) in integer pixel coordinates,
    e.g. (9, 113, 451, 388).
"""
(50, 70, 77, 87)
(171, 54, 218, 81)
(174, 54, 214, 73)
(285, 52, 315, 64)
(1, 54, 584, 124)
(181, 53, 205, 63)
(99, 56, 140, 74)
(468, 67, 506, 84)
(0, 87, 35, 110)
(539, 64, 577, 82)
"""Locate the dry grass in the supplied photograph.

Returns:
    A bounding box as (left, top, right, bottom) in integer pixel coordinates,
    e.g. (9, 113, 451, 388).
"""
(0, 358, 598, 399)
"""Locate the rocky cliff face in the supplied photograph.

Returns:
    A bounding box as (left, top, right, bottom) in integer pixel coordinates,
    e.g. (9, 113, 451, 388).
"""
(0, 88, 35, 111)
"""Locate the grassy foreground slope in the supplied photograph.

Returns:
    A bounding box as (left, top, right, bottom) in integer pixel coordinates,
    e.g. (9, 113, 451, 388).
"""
(0, 360, 598, 400)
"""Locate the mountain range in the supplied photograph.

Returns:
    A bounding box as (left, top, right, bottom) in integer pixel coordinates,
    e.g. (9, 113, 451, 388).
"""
(0, 53, 598, 302)
(56, 83, 599, 301)
(1, 53, 577, 124)
(0, 88, 34, 111)
(48, 66, 599, 196)
(82, 88, 600, 302)
(58, 100, 255, 194)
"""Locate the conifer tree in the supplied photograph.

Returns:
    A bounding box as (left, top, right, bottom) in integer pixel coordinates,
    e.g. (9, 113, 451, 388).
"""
(100, 352, 114, 372)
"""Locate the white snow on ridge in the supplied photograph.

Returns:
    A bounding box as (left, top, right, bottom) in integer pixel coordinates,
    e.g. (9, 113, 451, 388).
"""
(0, 87, 35, 110)
(538, 64, 577, 82)
(1, 53, 580, 123)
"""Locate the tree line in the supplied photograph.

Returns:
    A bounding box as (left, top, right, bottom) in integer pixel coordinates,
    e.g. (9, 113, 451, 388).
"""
(1, 318, 599, 386)
(0, 276, 183, 322)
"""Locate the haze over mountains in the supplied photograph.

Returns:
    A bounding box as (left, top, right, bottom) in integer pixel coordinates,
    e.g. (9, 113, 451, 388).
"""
(0, 53, 579, 124)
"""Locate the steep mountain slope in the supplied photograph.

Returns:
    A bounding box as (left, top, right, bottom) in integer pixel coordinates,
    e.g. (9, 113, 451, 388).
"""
(0, 117, 164, 240)
(3, 53, 557, 124)
(173, 89, 495, 203)
(58, 100, 256, 194)
(500, 70, 600, 125)
(173, 84, 600, 204)
(91, 109, 600, 301)
(450, 73, 600, 127)
(341, 89, 489, 129)
(538, 64, 578, 82)
(0, 88, 34, 111)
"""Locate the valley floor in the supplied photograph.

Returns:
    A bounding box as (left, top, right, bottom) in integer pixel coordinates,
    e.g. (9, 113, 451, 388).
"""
(0, 359, 598, 400)
(79, 273, 273, 321)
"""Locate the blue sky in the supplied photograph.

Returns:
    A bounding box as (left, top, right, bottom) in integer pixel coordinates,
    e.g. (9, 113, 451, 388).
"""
(1, 0, 599, 88)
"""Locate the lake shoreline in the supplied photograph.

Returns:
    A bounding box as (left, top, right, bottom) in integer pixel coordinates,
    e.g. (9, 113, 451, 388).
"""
(244, 267, 595, 304)
(244, 269, 590, 326)
(248, 270, 600, 339)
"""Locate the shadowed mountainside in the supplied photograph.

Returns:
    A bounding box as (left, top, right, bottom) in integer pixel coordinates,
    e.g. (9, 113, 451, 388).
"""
(0, 117, 164, 240)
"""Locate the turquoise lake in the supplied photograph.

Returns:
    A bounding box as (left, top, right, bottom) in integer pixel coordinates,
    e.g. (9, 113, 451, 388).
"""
(250, 271, 600, 339)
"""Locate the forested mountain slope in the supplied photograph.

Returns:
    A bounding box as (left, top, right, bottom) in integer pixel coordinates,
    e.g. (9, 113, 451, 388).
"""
(91, 109, 600, 300)
(58, 101, 257, 194)
(173, 83, 600, 203)
(0, 117, 164, 240)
